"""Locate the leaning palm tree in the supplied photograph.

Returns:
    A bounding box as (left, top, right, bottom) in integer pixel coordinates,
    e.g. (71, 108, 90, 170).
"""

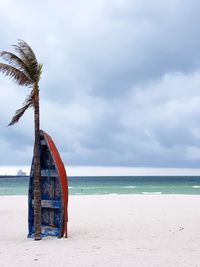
(0, 40, 43, 240)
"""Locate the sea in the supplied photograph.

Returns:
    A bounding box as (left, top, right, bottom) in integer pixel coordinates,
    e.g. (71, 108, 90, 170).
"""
(0, 175, 200, 196)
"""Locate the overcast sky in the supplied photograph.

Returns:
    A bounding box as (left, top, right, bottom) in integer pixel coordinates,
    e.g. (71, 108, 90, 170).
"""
(1, 0, 200, 171)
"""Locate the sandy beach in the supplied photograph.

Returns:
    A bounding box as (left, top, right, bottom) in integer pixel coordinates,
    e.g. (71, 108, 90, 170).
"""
(0, 195, 200, 267)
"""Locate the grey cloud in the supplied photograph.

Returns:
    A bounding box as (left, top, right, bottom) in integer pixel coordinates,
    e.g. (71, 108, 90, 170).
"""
(1, 1, 200, 168)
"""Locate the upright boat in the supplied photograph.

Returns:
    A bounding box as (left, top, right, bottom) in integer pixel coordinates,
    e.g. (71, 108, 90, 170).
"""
(28, 130, 68, 238)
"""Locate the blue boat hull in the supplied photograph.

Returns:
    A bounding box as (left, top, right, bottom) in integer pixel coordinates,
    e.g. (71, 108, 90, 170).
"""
(28, 130, 68, 238)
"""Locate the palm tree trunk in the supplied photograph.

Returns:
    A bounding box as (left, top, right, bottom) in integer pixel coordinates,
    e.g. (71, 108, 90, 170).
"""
(33, 83, 41, 240)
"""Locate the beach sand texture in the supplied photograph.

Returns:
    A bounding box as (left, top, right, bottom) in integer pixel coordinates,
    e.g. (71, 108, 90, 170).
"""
(0, 195, 200, 267)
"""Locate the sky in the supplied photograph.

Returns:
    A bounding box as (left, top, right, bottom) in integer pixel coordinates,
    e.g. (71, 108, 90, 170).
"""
(1, 0, 200, 175)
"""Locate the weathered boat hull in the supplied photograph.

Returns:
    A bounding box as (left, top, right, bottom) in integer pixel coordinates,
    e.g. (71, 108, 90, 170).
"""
(28, 130, 68, 238)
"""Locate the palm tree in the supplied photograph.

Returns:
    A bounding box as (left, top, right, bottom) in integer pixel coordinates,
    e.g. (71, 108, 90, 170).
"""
(0, 40, 43, 240)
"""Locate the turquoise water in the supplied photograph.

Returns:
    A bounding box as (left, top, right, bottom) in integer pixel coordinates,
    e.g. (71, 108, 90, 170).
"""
(1, 176, 200, 195)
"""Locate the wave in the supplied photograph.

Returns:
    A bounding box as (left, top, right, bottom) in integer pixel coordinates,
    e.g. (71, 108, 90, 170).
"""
(142, 192, 162, 195)
(193, 185, 200, 188)
(124, 186, 136, 189)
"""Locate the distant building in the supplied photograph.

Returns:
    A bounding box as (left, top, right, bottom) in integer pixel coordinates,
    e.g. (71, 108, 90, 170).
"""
(17, 169, 27, 176)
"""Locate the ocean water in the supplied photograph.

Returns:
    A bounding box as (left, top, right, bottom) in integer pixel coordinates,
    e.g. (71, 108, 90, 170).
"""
(1, 176, 200, 196)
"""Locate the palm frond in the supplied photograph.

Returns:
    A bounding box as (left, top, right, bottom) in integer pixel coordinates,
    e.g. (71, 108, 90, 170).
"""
(13, 40, 40, 82)
(0, 63, 33, 86)
(8, 92, 34, 126)
(38, 64, 43, 78)
(18, 40, 37, 60)
(0, 51, 33, 81)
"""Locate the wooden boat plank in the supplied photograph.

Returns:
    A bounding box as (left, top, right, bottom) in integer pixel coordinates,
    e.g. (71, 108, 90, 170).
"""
(31, 199, 61, 209)
(41, 169, 59, 177)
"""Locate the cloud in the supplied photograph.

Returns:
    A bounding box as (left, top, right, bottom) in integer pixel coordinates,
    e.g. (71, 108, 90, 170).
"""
(0, 0, 200, 168)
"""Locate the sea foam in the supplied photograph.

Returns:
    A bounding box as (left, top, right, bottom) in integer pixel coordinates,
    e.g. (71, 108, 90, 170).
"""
(142, 192, 162, 195)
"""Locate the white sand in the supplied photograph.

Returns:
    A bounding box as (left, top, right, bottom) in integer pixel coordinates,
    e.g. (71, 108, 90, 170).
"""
(0, 195, 200, 267)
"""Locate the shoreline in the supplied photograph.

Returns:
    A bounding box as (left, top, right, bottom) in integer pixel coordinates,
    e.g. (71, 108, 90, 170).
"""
(2, 193, 200, 198)
(1, 195, 200, 266)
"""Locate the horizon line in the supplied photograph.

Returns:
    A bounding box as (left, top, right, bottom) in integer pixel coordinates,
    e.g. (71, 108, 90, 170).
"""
(0, 166, 200, 176)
